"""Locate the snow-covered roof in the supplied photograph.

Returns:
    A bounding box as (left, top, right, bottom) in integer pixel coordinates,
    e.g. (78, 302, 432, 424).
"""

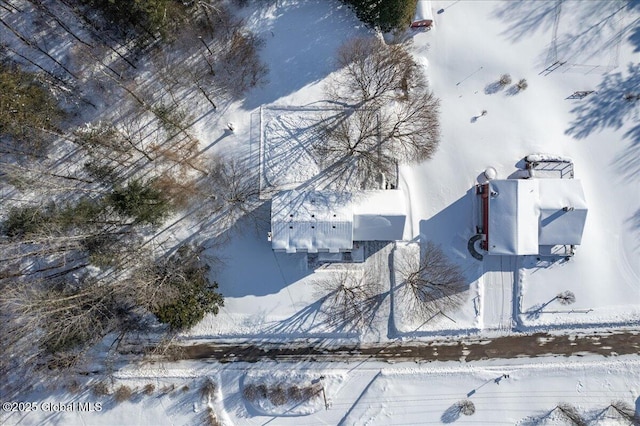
(525, 153, 573, 163)
(487, 180, 539, 255)
(412, 0, 434, 25)
(538, 179, 588, 245)
(271, 190, 353, 253)
(486, 179, 588, 255)
(353, 190, 407, 241)
(271, 190, 408, 252)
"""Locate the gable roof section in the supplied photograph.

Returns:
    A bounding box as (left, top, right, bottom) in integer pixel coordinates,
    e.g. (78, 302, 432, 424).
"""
(486, 179, 588, 255)
(487, 179, 539, 255)
(537, 179, 588, 245)
(271, 190, 353, 253)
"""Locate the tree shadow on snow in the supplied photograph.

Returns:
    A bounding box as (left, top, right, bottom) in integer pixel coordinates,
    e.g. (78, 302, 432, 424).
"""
(493, 0, 639, 67)
(242, 1, 368, 109)
(259, 278, 388, 336)
(631, 25, 640, 53)
(626, 208, 640, 254)
(493, 0, 559, 43)
(627, 1, 640, 53)
(441, 403, 463, 423)
(263, 294, 331, 335)
(484, 81, 504, 95)
(565, 62, 640, 180)
(418, 189, 483, 283)
(524, 296, 560, 321)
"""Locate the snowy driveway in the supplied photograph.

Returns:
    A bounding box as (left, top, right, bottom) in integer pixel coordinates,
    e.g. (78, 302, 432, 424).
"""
(480, 255, 516, 331)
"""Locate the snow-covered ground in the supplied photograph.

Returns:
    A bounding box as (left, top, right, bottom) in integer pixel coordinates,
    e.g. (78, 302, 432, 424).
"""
(3, 0, 640, 424)
(4, 356, 640, 425)
(190, 0, 640, 343)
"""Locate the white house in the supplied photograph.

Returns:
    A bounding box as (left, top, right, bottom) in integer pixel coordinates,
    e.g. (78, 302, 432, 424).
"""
(270, 190, 407, 254)
(478, 179, 588, 255)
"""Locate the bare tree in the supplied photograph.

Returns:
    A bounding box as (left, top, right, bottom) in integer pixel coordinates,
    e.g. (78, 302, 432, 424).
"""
(384, 88, 440, 162)
(328, 36, 418, 107)
(554, 404, 587, 426)
(215, 30, 268, 98)
(318, 86, 439, 189)
(0, 237, 224, 392)
(608, 401, 640, 424)
(441, 399, 476, 423)
(314, 269, 384, 331)
(396, 241, 467, 321)
(499, 73, 512, 86)
(516, 78, 528, 91)
(320, 37, 440, 189)
(0, 0, 265, 393)
(195, 157, 263, 234)
(315, 107, 387, 189)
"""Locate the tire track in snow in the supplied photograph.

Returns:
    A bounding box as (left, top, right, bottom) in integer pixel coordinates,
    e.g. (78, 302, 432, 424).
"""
(480, 256, 515, 331)
(171, 330, 640, 364)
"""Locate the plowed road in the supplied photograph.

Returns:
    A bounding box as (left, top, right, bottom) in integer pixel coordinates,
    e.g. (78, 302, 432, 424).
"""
(170, 331, 640, 363)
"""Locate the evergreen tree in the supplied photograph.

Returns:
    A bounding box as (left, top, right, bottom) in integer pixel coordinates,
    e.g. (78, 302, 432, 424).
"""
(341, 0, 417, 32)
(108, 179, 171, 226)
(153, 245, 224, 330)
(0, 64, 64, 153)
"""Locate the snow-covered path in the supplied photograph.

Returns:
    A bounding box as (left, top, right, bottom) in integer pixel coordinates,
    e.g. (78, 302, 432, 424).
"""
(480, 256, 516, 331)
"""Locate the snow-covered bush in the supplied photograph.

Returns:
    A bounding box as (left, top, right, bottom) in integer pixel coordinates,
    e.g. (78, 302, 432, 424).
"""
(441, 399, 476, 423)
(143, 384, 155, 395)
(458, 399, 476, 416)
(516, 78, 529, 91)
(92, 382, 111, 397)
(114, 385, 133, 403)
(556, 290, 576, 305)
(499, 74, 512, 86)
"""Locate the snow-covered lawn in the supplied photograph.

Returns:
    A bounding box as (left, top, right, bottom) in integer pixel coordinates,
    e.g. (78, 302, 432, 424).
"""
(3, 0, 640, 423)
(260, 106, 334, 195)
(188, 0, 640, 343)
(4, 356, 640, 425)
(402, 0, 640, 332)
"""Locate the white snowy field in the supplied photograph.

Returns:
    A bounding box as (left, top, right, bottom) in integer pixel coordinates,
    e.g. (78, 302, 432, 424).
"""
(402, 0, 640, 331)
(3, 355, 640, 425)
(187, 0, 640, 342)
(2, 0, 640, 424)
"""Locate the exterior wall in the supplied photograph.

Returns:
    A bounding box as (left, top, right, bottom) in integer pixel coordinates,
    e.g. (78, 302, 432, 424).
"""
(480, 183, 490, 250)
(411, 19, 433, 28)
